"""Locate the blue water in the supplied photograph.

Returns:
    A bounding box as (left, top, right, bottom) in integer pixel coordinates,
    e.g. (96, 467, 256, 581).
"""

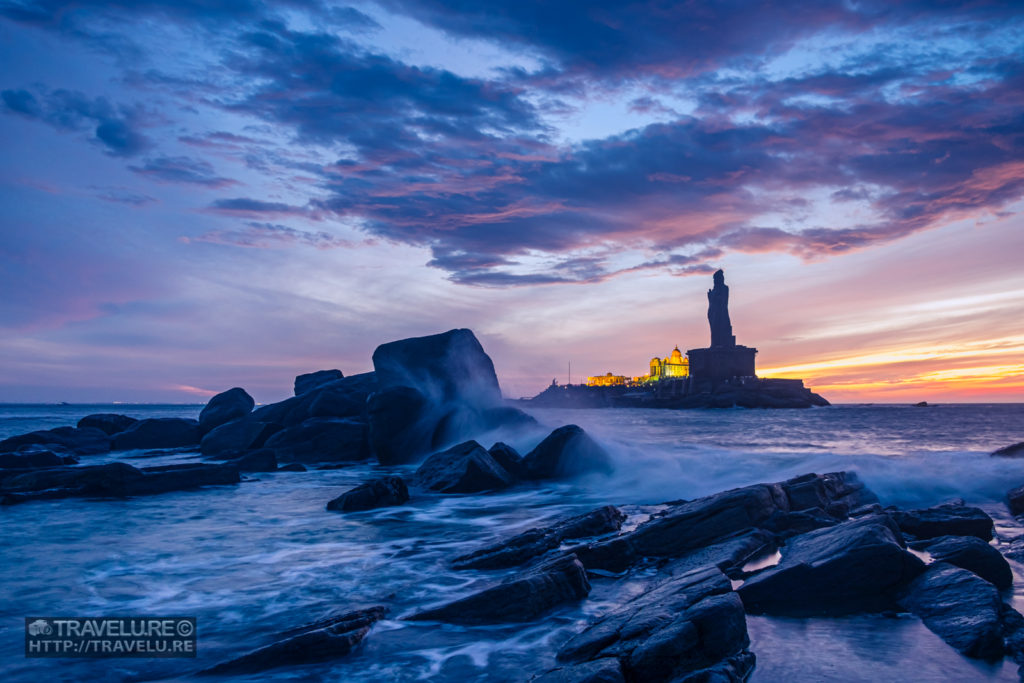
(2, 403, 1024, 681)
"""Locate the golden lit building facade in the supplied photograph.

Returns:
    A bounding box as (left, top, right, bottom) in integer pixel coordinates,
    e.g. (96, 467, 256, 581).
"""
(647, 346, 689, 382)
(586, 372, 628, 387)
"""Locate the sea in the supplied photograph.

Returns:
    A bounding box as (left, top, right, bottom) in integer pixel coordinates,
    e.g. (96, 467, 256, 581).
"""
(2, 402, 1024, 682)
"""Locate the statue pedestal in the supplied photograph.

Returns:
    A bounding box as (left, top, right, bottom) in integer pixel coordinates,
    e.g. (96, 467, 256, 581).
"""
(686, 345, 757, 384)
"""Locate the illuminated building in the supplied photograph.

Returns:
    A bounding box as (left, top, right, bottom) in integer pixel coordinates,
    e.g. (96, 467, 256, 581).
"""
(587, 372, 627, 387)
(646, 346, 690, 382)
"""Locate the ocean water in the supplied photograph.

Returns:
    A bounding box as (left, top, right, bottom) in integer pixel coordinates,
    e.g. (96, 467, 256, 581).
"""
(1, 403, 1024, 682)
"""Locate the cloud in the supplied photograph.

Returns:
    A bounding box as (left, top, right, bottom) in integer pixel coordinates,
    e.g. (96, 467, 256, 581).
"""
(1, 86, 149, 156)
(182, 222, 355, 249)
(129, 156, 236, 186)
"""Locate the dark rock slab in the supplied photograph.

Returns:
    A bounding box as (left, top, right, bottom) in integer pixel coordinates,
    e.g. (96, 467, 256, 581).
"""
(264, 417, 369, 463)
(522, 425, 614, 480)
(737, 515, 924, 616)
(252, 372, 377, 427)
(993, 442, 1024, 458)
(488, 441, 525, 479)
(226, 449, 277, 472)
(1008, 484, 1024, 516)
(112, 418, 201, 451)
(327, 476, 409, 512)
(414, 440, 514, 493)
(453, 505, 626, 570)
(367, 385, 432, 466)
(407, 554, 591, 624)
(567, 536, 639, 574)
(1, 462, 239, 504)
(779, 470, 878, 516)
(199, 387, 254, 433)
(889, 502, 994, 541)
(200, 418, 280, 457)
(0, 449, 66, 469)
(200, 606, 387, 675)
(898, 562, 1004, 659)
(662, 528, 777, 580)
(558, 565, 750, 683)
(628, 483, 788, 559)
(0, 426, 111, 455)
(532, 658, 625, 683)
(295, 369, 344, 396)
(673, 651, 756, 683)
(919, 535, 1012, 589)
(77, 413, 137, 435)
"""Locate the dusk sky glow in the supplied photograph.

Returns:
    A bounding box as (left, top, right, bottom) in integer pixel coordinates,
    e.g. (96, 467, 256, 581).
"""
(1, 1, 1022, 403)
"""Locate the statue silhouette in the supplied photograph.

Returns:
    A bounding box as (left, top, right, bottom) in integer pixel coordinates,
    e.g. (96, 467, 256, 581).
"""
(707, 269, 735, 347)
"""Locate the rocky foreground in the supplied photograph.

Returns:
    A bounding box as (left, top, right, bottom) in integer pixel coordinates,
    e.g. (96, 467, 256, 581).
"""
(4, 328, 1024, 681)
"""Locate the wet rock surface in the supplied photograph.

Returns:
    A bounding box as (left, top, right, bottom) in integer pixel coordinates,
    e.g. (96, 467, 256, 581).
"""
(453, 505, 626, 570)
(522, 425, 614, 480)
(252, 372, 377, 427)
(408, 554, 591, 624)
(200, 606, 387, 675)
(76, 413, 137, 435)
(112, 418, 201, 451)
(294, 369, 345, 396)
(327, 476, 409, 512)
(917, 535, 1013, 589)
(888, 502, 994, 541)
(200, 418, 281, 457)
(0, 426, 111, 455)
(199, 387, 255, 433)
(264, 417, 369, 463)
(414, 440, 515, 493)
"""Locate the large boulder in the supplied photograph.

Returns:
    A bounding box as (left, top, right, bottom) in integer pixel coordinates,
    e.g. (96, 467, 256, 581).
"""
(111, 418, 201, 451)
(993, 442, 1024, 458)
(557, 565, 751, 683)
(917, 535, 1013, 589)
(407, 554, 591, 624)
(0, 426, 111, 455)
(898, 562, 1005, 659)
(327, 476, 409, 512)
(252, 372, 377, 426)
(225, 449, 277, 472)
(200, 419, 280, 457)
(453, 505, 626, 570)
(413, 440, 515, 493)
(1008, 484, 1024, 516)
(1, 461, 239, 504)
(522, 425, 614, 480)
(0, 449, 66, 469)
(488, 441, 525, 479)
(889, 502, 994, 541)
(369, 329, 529, 463)
(294, 369, 344, 396)
(200, 606, 387, 675)
(199, 388, 255, 433)
(532, 659, 625, 683)
(264, 417, 368, 463)
(76, 413, 137, 435)
(737, 515, 924, 615)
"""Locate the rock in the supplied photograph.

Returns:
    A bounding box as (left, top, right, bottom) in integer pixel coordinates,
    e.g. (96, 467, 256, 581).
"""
(327, 476, 409, 512)
(227, 449, 277, 472)
(488, 441, 525, 479)
(0, 426, 111, 455)
(558, 565, 750, 683)
(737, 515, 924, 615)
(367, 385, 433, 466)
(898, 562, 1005, 659)
(778, 471, 878, 515)
(629, 483, 788, 558)
(0, 449, 66, 469)
(200, 606, 387, 675)
(662, 528, 777, 580)
(111, 418, 201, 451)
(200, 418, 281, 457)
(673, 651, 756, 683)
(889, 502, 994, 541)
(76, 413, 137, 435)
(1007, 483, 1024, 516)
(369, 329, 529, 463)
(919, 535, 1013, 589)
(295, 369, 344, 396)
(568, 536, 638, 574)
(252, 372, 377, 427)
(1, 462, 239, 504)
(277, 463, 307, 472)
(993, 442, 1024, 458)
(522, 425, 614, 480)
(264, 417, 369, 463)
(373, 328, 502, 404)
(407, 554, 591, 624)
(532, 659, 625, 683)
(199, 387, 255, 433)
(453, 505, 626, 570)
(414, 440, 515, 493)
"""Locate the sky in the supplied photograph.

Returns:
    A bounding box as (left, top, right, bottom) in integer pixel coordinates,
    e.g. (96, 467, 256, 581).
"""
(0, 1, 1022, 404)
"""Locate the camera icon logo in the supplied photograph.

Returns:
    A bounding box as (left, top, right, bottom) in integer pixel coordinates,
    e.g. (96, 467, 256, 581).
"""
(28, 619, 52, 636)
